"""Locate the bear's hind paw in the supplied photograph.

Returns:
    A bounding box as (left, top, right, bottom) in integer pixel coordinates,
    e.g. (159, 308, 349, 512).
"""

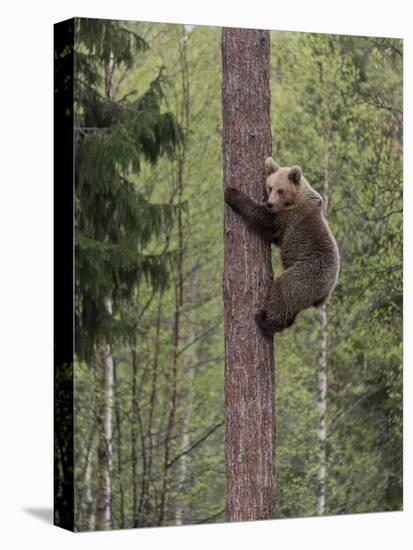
(255, 309, 296, 334)
(255, 310, 274, 337)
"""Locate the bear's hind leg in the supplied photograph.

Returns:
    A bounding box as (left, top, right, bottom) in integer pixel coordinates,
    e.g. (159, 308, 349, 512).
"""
(255, 309, 275, 337)
(255, 275, 296, 334)
(255, 308, 296, 335)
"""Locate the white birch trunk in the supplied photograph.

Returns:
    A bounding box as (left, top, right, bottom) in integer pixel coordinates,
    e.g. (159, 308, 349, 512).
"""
(316, 303, 328, 515)
(316, 111, 331, 516)
(95, 332, 114, 530)
(84, 444, 96, 530)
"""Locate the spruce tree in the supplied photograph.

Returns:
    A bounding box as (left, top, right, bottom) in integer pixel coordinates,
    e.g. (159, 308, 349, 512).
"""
(73, 18, 182, 529)
(74, 18, 182, 361)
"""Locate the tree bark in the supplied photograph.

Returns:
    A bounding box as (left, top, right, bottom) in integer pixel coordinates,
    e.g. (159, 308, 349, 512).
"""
(95, 341, 114, 530)
(316, 108, 331, 516)
(84, 438, 96, 531)
(316, 304, 327, 515)
(222, 27, 276, 522)
(94, 63, 117, 530)
(131, 347, 141, 528)
(113, 359, 125, 529)
(143, 299, 162, 523)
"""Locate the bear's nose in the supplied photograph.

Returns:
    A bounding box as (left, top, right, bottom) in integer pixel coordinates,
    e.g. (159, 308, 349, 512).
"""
(267, 201, 273, 209)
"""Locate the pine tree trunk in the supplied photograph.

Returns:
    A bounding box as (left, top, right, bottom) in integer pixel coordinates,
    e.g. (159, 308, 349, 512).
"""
(95, 341, 114, 530)
(222, 27, 276, 522)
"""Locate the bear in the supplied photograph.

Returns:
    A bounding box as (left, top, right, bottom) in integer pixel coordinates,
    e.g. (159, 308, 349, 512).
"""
(224, 157, 340, 335)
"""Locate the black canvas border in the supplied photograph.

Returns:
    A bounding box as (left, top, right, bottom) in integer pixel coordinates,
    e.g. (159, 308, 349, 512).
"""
(53, 17, 75, 532)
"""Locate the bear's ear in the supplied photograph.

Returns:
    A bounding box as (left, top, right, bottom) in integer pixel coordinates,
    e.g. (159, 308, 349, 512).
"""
(265, 157, 280, 175)
(288, 165, 302, 184)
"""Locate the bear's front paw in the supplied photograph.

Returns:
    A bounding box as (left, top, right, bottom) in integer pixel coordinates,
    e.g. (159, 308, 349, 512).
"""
(224, 186, 241, 206)
(257, 309, 267, 322)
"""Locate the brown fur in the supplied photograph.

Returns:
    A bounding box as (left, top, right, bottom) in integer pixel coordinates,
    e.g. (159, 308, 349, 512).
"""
(224, 157, 340, 335)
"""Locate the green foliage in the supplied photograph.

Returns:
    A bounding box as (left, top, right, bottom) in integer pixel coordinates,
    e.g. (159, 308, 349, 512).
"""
(271, 31, 402, 516)
(74, 18, 183, 361)
(73, 22, 402, 530)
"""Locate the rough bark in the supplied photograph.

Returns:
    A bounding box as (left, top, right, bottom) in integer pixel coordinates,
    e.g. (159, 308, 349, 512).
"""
(222, 27, 276, 522)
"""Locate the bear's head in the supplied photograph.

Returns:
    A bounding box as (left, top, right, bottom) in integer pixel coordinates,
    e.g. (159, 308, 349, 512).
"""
(264, 157, 304, 212)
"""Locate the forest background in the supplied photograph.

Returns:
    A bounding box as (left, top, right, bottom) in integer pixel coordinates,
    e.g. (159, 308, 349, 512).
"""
(66, 18, 403, 531)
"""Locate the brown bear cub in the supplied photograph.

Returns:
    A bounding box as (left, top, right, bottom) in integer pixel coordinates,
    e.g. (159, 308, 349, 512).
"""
(224, 157, 340, 335)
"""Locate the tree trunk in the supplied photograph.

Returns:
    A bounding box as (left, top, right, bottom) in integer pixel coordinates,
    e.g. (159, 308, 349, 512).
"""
(158, 130, 185, 527)
(84, 440, 96, 531)
(175, 268, 197, 526)
(316, 111, 331, 516)
(316, 304, 327, 515)
(174, 385, 192, 526)
(95, 52, 116, 530)
(143, 299, 162, 523)
(95, 340, 114, 530)
(222, 27, 276, 522)
(159, 26, 189, 525)
(113, 359, 125, 528)
(131, 347, 140, 527)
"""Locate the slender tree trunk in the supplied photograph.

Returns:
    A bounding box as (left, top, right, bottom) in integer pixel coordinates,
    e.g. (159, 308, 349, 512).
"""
(95, 340, 114, 530)
(95, 66, 117, 530)
(84, 441, 96, 530)
(79, 414, 98, 531)
(131, 347, 140, 528)
(316, 304, 327, 515)
(174, 410, 191, 525)
(175, 268, 197, 526)
(159, 25, 189, 526)
(316, 112, 331, 516)
(222, 27, 276, 522)
(159, 233, 183, 525)
(113, 359, 125, 528)
(142, 299, 162, 523)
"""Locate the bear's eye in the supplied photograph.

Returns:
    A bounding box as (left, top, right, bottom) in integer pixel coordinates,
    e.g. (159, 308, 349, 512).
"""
(277, 189, 284, 195)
